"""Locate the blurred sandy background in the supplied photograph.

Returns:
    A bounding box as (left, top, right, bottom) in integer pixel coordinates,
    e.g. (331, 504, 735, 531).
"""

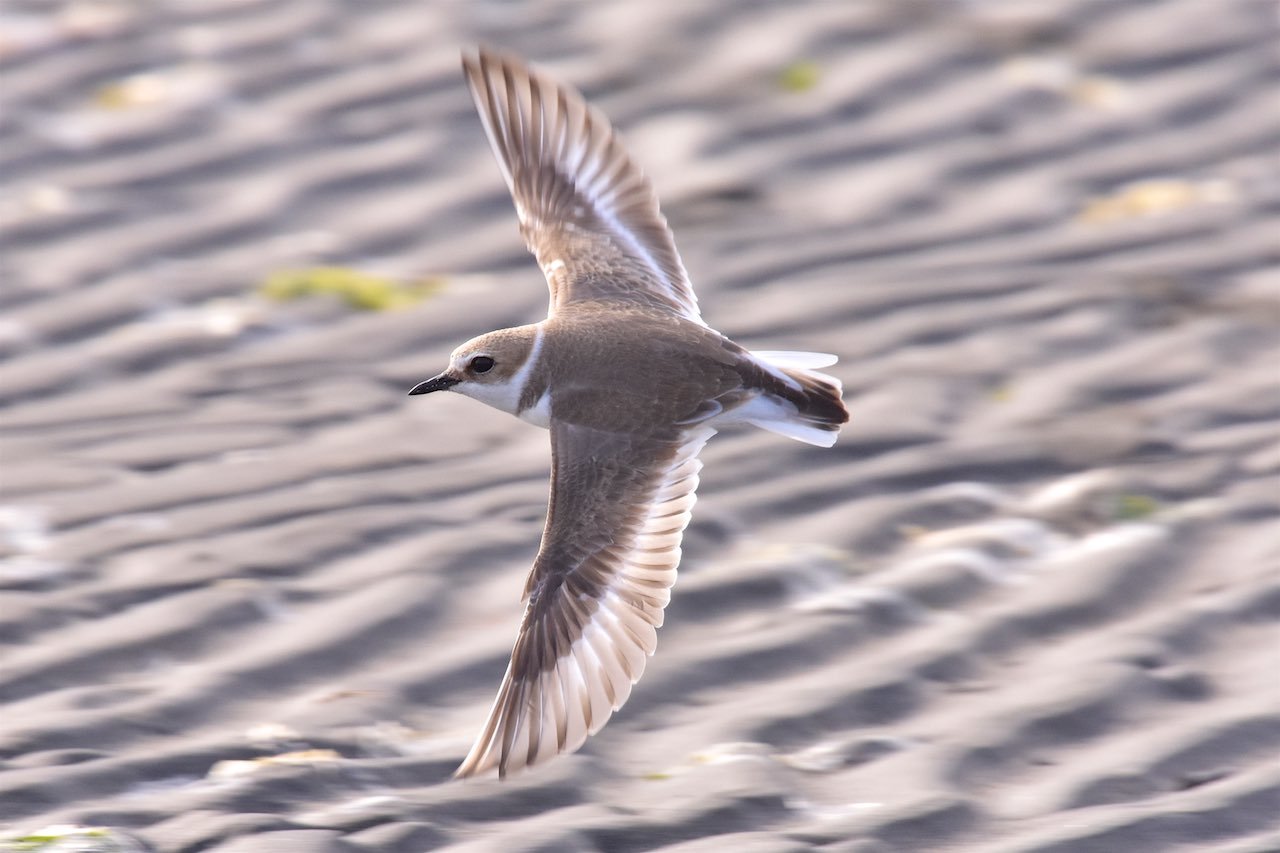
(2, 0, 1279, 851)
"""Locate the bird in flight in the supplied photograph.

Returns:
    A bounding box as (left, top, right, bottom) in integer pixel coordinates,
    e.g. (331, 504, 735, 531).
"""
(410, 47, 849, 778)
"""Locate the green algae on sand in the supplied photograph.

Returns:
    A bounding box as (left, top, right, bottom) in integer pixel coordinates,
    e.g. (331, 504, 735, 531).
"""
(259, 266, 443, 311)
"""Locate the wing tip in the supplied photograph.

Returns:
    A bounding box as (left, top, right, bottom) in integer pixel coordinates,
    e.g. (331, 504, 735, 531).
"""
(461, 44, 524, 89)
(459, 44, 486, 89)
(459, 45, 502, 110)
(460, 42, 495, 69)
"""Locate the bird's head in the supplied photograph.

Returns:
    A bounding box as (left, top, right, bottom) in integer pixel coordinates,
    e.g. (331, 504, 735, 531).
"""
(408, 324, 541, 416)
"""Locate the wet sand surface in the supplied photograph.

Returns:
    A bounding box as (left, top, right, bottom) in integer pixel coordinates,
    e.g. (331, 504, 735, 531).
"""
(2, 0, 1279, 850)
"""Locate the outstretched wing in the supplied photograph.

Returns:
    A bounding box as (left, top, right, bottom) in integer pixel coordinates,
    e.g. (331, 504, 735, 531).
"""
(461, 47, 704, 325)
(455, 422, 714, 778)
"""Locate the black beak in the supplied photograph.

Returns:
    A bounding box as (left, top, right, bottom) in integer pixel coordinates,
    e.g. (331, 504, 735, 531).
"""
(408, 373, 460, 396)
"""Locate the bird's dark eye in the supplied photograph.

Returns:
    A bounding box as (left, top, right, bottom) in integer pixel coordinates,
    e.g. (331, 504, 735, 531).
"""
(470, 355, 495, 374)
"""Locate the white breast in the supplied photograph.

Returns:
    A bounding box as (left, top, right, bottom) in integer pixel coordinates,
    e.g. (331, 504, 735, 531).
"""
(518, 389, 552, 428)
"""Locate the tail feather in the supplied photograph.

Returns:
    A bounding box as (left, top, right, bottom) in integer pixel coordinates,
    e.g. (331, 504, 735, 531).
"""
(746, 351, 849, 447)
(784, 365, 848, 429)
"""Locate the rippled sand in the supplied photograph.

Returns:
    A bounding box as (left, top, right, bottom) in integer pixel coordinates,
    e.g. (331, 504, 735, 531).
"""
(2, 0, 1279, 851)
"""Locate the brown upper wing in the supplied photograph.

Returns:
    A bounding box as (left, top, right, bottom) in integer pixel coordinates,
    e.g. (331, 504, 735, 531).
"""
(461, 47, 704, 325)
(454, 421, 714, 778)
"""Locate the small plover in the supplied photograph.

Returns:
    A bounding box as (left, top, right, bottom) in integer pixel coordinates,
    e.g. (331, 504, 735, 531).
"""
(411, 48, 849, 778)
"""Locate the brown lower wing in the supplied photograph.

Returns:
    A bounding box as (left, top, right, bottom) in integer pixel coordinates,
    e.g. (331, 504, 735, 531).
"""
(454, 421, 714, 778)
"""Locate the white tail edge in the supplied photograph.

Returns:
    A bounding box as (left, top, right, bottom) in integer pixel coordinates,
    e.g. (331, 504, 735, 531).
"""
(751, 350, 838, 369)
(753, 417, 840, 447)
